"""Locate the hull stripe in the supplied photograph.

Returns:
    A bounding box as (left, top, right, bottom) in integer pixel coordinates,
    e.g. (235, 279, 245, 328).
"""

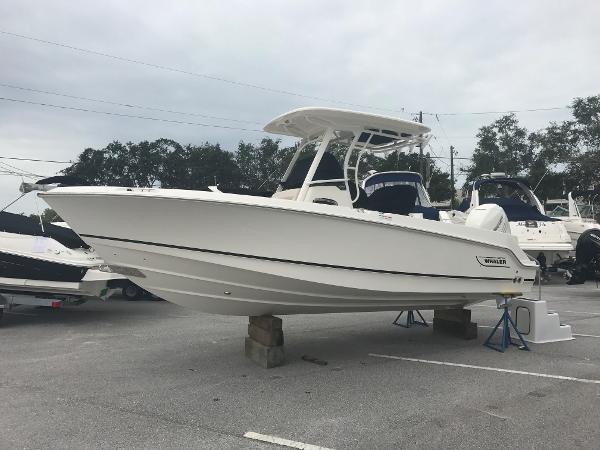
(81, 233, 534, 282)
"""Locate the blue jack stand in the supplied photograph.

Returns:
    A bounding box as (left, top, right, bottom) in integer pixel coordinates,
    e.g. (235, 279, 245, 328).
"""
(484, 297, 530, 352)
(393, 310, 428, 328)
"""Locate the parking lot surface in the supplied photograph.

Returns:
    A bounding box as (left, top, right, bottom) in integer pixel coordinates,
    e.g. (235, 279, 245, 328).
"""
(1, 282, 599, 449)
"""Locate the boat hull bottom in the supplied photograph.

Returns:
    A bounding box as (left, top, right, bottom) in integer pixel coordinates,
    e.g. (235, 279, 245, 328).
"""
(102, 243, 525, 316)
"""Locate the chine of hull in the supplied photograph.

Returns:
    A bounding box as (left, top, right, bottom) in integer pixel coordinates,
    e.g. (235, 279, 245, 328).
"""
(41, 188, 538, 315)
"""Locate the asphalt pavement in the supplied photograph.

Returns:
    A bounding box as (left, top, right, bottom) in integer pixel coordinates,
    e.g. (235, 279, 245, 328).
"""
(1, 281, 599, 449)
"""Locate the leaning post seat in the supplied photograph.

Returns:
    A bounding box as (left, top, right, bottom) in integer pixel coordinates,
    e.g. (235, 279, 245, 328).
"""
(367, 185, 418, 216)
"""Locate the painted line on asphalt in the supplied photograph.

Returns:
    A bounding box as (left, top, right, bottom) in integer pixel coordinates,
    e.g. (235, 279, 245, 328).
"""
(243, 432, 333, 450)
(479, 325, 600, 338)
(368, 353, 600, 385)
(472, 304, 600, 316)
(560, 310, 600, 316)
(4, 311, 38, 316)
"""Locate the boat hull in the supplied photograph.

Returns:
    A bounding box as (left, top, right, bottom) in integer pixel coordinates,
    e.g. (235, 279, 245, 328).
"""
(41, 187, 538, 315)
(0, 269, 119, 299)
(560, 219, 600, 253)
(509, 222, 572, 265)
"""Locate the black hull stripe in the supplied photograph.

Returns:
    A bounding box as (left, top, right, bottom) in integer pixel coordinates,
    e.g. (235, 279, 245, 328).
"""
(81, 233, 534, 282)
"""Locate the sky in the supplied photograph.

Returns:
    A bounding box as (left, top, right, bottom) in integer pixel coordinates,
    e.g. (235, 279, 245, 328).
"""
(1, 0, 599, 214)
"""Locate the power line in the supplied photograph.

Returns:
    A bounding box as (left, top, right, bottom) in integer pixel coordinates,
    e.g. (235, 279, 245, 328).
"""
(0, 29, 409, 115)
(0, 30, 573, 118)
(434, 114, 453, 148)
(0, 159, 40, 176)
(0, 96, 265, 133)
(426, 143, 450, 170)
(0, 82, 263, 125)
(424, 106, 568, 116)
(0, 156, 71, 164)
(0, 161, 44, 178)
(429, 155, 470, 160)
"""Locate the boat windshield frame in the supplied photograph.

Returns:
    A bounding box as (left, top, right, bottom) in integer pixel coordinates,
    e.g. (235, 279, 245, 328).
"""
(472, 177, 546, 215)
(277, 127, 430, 202)
(567, 190, 600, 219)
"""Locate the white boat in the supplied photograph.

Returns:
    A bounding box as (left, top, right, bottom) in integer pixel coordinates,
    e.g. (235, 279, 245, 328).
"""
(460, 174, 572, 271)
(547, 189, 600, 250)
(40, 108, 538, 316)
(0, 178, 131, 302)
(0, 212, 121, 300)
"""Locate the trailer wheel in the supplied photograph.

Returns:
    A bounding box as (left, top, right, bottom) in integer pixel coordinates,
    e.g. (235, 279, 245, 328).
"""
(123, 283, 141, 300)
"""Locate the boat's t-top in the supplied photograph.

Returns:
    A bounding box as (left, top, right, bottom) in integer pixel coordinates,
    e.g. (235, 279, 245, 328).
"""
(264, 107, 430, 211)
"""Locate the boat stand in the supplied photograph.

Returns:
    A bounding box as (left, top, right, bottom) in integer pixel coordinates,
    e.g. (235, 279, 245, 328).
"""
(484, 296, 529, 352)
(393, 310, 428, 328)
(245, 315, 285, 368)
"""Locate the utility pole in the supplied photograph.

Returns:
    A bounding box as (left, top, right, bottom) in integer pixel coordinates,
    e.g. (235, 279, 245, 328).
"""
(418, 111, 423, 179)
(450, 145, 455, 209)
(425, 152, 431, 188)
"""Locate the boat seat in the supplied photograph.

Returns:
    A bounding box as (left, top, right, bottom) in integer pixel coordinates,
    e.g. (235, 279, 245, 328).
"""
(367, 185, 418, 216)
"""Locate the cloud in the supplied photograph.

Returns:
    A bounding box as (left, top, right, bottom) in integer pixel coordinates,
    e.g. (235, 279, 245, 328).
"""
(1, 0, 599, 212)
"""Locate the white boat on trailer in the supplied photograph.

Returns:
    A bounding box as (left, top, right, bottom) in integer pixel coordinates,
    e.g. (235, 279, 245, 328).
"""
(0, 179, 135, 319)
(40, 107, 538, 316)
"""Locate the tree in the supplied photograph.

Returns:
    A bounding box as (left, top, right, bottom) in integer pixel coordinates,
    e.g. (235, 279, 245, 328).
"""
(462, 95, 600, 201)
(28, 208, 62, 223)
(235, 138, 294, 191)
(63, 139, 241, 190)
(565, 95, 600, 191)
(465, 114, 531, 182)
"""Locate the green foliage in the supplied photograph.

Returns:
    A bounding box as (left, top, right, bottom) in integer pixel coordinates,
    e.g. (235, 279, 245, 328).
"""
(235, 138, 295, 190)
(466, 114, 531, 181)
(62, 136, 455, 201)
(464, 94, 600, 201)
(28, 208, 62, 223)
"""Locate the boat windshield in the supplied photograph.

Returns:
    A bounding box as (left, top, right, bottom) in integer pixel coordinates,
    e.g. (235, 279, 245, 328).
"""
(478, 181, 537, 208)
(578, 204, 597, 219)
(475, 179, 558, 222)
(548, 206, 569, 217)
(279, 137, 349, 190)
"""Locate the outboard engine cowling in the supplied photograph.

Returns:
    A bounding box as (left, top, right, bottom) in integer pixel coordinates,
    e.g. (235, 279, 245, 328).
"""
(465, 204, 511, 233)
(567, 229, 600, 284)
